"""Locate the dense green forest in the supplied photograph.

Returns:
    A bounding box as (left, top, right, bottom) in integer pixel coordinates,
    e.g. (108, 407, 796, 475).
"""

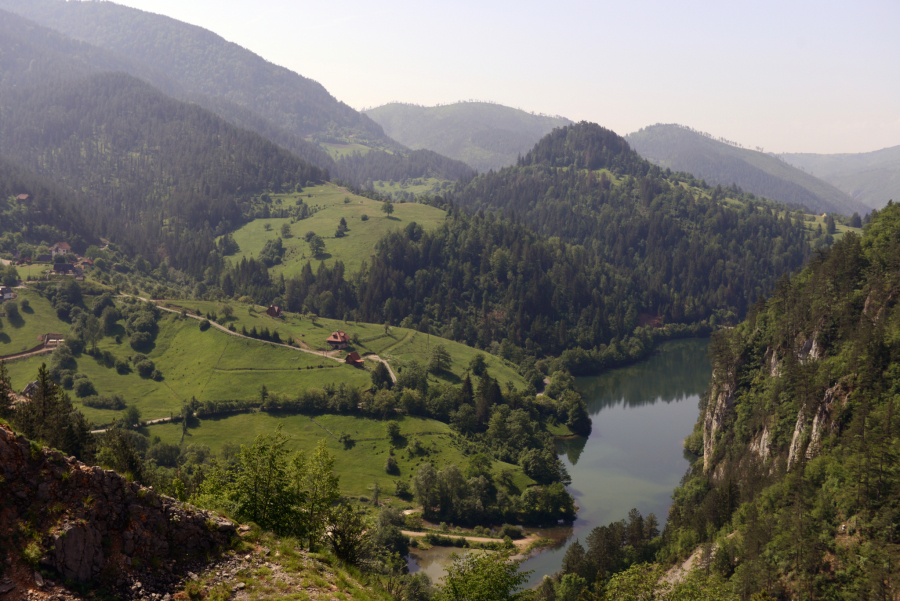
(450, 123, 811, 323)
(0, 71, 326, 278)
(783, 145, 900, 211)
(627, 124, 870, 216)
(546, 202, 900, 599)
(0, 155, 95, 255)
(366, 101, 572, 172)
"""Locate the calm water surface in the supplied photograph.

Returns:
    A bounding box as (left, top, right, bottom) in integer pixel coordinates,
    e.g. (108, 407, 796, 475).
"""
(408, 338, 712, 585)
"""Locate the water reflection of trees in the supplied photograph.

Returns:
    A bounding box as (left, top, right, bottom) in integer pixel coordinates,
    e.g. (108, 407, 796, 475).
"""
(557, 436, 587, 466)
(577, 339, 712, 414)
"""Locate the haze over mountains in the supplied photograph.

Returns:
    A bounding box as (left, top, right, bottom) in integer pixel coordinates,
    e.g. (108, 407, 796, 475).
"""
(781, 145, 900, 210)
(366, 102, 572, 172)
(627, 124, 871, 216)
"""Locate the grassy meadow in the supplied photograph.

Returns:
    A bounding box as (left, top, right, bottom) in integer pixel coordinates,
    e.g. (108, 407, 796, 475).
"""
(167, 300, 527, 390)
(5, 308, 371, 425)
(225, 183, 447, 276)
(144, 411, 534, 498)
(320, 142, 374, 159)
(0, 288, 70, 353)
(372, 177, 451, 198)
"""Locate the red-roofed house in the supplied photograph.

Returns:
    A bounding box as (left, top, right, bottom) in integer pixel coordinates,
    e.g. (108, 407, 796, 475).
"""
(345, 351, 364, 368)
(326, 331, 350, 350)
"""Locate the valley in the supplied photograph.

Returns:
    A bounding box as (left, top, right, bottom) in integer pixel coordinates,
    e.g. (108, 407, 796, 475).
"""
(0, 1, 897, 599)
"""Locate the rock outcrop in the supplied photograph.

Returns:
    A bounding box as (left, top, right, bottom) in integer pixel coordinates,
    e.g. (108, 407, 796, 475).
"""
(702, 371, 737, 472)
(0, 424, 235, 584)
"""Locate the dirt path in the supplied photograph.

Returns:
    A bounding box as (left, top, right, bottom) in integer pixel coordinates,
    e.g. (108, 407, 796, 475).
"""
(401, 530, 539, 550)
(365, 354, 397, 382)
(0, 347, 54, 362)
(124, 295, 347, 365)
(382, 330, 411, 355)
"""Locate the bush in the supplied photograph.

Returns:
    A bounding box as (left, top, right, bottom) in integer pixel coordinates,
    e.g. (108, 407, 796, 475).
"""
(129, 331, 152, 349)
(74, 378, 96, 398)
(19, 298, 29, 310)
(136, 360, 155, 378)
(151, 369, 162, 381)
(115, 359, 130, 374)
(360, 214, 369, 221)
(59, 373, 74, 389)
(2, 300, 18, 319)
(82, 394, 127, 410)
(199, 319, 211, 331)
(385, 456, 399, 475)
(498, 524, 523, 539)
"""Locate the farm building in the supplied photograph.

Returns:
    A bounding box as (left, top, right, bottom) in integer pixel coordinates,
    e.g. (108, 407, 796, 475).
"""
(326, 331, 350, 350)
(345, 351, 364, 368)
(266, 305, 283, 318)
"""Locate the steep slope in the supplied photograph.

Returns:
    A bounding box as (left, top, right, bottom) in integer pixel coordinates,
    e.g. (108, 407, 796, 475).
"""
(0, 0, 389, 146)
(366, 101, 572, 172)
(627, 124, 869, 216)
(450, 122, 811, 325)
(663, 202, 900, 597)
(0, 71, 326, 277)
(782, 145, 900, 210)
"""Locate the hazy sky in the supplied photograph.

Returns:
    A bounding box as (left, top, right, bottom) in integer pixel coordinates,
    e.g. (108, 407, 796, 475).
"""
(114, 0, 899, 154)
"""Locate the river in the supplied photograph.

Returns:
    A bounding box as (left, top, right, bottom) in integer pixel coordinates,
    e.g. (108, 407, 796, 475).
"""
(408, 338, 712, 585)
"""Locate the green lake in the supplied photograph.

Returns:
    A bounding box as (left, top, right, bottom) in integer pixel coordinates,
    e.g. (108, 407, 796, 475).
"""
(408, 337, 712, 585)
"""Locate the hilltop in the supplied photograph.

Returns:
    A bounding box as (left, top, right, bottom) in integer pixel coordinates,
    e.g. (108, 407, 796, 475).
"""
(782, 144, 900, 210)
(366, 101, 572, 172)
(0, 0, 388, 148)
(627, 124, 870, 216)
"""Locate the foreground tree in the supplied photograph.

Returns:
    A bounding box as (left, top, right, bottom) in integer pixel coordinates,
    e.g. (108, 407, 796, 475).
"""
(437, 551, 533, 601)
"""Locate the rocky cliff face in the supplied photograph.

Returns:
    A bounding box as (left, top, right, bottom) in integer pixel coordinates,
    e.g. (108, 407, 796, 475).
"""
(0, 424, 235, 587)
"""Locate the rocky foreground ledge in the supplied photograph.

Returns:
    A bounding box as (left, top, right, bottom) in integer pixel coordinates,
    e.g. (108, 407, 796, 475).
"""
(0, 424, 236, 599)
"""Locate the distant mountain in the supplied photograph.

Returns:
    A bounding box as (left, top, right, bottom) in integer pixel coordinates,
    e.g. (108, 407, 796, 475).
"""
(365, 102, 572, 172)
(0, 0, 390, 147)
(781, 146, 900, 209)
(627, 124, 870, 216)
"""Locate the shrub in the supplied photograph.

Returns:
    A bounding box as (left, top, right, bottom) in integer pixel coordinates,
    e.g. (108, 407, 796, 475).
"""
(115, 359, 130, 374)
(360, 214, 369, 221)
(74, 378, 96, 398)
(129, 331, 152, 349)
(499, 524, 523, 539)
(82, 394, 127, 410)
(136, 360, 155, 378)
(151, 369, 162, 381)
(199, 319, 211, 331)
(59, 373, 74, 389)
(385, 456, 399, 475)
(2, 300, 18, 319)
(19, 298, 29, 310)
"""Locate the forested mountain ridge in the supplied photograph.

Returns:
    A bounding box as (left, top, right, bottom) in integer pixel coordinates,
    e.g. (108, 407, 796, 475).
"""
(0, 0, 389, 147)
(783, 145, 900, 210)
(627, 124, 870, 216)
(657, 202, 900, 597)
(0, 71, 326, 279)
(365, 101, 572, 172)
(451, 122, 812, 325)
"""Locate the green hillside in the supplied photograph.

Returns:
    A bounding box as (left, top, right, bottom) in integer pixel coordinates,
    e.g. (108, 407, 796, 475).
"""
(145, 412, 534, 498)
(366, 102, 572, 172)
(223, 183, 449, 276)
(782, 145, 900, 210)
(627, 124, 870, 216)
(0, 0, 390, 146)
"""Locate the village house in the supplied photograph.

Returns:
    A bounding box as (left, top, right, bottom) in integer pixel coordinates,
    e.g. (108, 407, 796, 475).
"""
(22, 381, 39, 397)
(52, 263, 77, 275)
(266, 304, 283, 318)
(15, 194, 31, 203)
(345, 351, 364, 368)
(49, 242, 71, 259)
(0, 286, 16, 301)
(326, 331, 350, 350)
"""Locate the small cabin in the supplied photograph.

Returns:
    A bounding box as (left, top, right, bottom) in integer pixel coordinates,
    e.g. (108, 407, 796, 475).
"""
(15, 193, 31, 203)
(345, 351, 364, 368)
(53, 263, 76, 275)
(0, 287, 16, 301)
(43, 333, 64, 347)
(50, 242, 71, 258)
(326, 331, 350, 350)
(266, 304, 283, 318)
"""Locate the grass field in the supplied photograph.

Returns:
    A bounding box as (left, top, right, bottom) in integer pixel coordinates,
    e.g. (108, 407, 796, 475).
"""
(0, 288, 70, 354)
(168, 300, 527, 390)
(372, 177, 452, 199)
(144, 411, 534, 498)
(321, 142, 374, 159)
(5, 309, 372, 425)
(225, 183, 447, 276)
